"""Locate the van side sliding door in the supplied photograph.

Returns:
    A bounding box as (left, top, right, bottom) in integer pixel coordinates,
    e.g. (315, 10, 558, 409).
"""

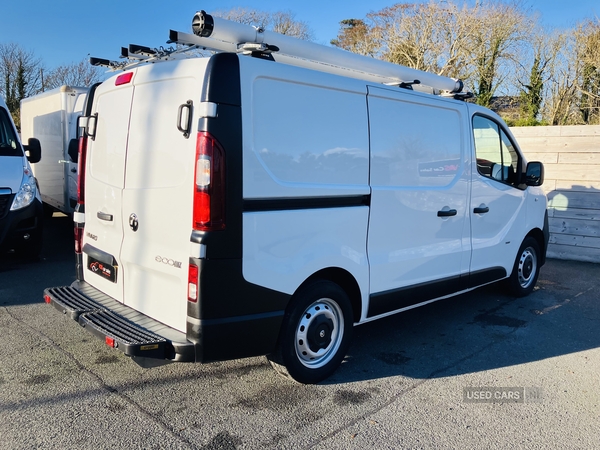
(366, 86, 471, 318)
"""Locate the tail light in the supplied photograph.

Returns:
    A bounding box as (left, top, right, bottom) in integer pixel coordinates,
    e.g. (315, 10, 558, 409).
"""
(74, 224, 84, 254)
(188, 264, 199, 302)
(77, 136, 88, 206)
(193, 132, 225, 231)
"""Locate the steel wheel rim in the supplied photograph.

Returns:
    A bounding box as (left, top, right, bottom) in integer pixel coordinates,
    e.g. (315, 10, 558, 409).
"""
(518, 247, 537, 289)
(295, 298, 344, 369)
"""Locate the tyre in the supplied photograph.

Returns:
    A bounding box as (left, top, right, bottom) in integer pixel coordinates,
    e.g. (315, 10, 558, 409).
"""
(507, 236, 540, 297)
(267, 280, 353, 384)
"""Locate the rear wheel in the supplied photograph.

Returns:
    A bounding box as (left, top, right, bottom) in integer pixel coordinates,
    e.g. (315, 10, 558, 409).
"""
(268, 280, 353, 384)
(507, 237, 540, 297)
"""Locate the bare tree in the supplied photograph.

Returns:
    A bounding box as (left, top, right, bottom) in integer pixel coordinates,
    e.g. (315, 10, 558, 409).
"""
(331, 19, 380, 57)
(574, 19, 600, 124)
(43, 59, 105, 90)
(367, 2, 473, 77)
(509, 27, 566, 125)
(467, 1, 531, 107)
(0, 43, 44, 127)
(331, 1, 528, 100)
(214, 8, 313, 40)
(271, 11, 313, 40)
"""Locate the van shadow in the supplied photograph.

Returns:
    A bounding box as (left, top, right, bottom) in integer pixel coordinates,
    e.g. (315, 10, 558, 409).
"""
(0, 212, 76, 306)
(327, 258, 600, 384)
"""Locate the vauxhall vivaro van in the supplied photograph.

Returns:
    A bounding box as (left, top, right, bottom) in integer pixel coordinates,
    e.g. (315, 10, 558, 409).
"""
(44, 11, 548, 383)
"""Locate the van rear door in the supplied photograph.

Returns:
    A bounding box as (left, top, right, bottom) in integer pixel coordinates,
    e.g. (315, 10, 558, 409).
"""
(121, 60, 207, 332)
(83, 59, 208, 332)
(82, 77, 133, 303)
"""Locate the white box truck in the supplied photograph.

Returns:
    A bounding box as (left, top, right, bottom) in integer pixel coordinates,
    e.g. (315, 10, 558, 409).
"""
(44, 11, 548, 383)
(21, 86, 89, 216)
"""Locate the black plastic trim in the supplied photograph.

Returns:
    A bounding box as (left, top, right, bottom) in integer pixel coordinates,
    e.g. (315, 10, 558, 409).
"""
(542, 210, 549, 265)
(368, 275, 464, 317)
(201, 53, 241, 106)
(468, 267, 506, 288)
(244, 195, 370, 212)
(82, 243, 117, 266)
(187, 309, 285, 362)
(0, 198, 43, 253)
(367, 267, 506, 318)
(186, 256, 288, 361)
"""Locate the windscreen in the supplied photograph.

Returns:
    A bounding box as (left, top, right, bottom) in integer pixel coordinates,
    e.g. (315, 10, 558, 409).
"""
(0, 108, 22, 157)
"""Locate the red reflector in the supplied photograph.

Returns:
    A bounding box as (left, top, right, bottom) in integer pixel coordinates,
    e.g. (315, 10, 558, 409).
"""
(44, 295, 51, 304)
(188, 264, 199, 302)
(194, 192, 211, 224)
(115, 72, 133, 86)
(105, 337, 116, 348)
(74, 226, 84, 254)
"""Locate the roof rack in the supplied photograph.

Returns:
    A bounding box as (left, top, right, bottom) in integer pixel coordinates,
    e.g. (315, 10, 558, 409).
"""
(90, 42, 196, 70)
(91, 9, 471, 98)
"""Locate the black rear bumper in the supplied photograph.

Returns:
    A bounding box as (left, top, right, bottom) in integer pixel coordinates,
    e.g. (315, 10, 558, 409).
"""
(44, 279, 287, 364)
(44, 281, 195, 362)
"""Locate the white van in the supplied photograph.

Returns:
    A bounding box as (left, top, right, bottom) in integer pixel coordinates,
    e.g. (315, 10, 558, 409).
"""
(0, 95, 43, 256)
(44, 12, 548, 383)
(20, 86, 89, 216)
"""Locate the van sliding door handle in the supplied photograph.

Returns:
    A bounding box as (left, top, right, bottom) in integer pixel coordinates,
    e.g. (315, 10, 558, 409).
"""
(473, 206, 490, 214)
(97, 211, 114, 221)
(437, 209, 457, 217)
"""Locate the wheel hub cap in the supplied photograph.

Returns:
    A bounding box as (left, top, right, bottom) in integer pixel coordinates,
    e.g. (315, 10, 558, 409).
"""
(307, 315, 333, 352)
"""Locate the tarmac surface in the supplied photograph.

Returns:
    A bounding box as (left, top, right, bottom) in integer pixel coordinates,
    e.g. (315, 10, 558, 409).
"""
(1, 213, 599, 449)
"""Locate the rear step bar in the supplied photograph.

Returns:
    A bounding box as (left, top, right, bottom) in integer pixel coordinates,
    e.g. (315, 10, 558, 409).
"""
(44, 282, 195, 362)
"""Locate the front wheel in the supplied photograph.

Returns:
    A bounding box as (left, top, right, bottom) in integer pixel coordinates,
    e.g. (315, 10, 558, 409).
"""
(507, 237, 541, 297)
(267, 280, 353, 384)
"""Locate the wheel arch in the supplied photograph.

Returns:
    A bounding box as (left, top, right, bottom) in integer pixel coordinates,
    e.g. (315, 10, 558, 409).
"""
(526, 227, 547, 266)
(296, 267, 362, 324)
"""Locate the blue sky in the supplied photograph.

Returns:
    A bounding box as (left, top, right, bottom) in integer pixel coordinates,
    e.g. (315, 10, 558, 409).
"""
(2, 1, 599, 69)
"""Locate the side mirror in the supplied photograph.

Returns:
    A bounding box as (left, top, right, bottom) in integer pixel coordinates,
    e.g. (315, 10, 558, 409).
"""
(24, 137, 42, 164)
(525, 161, 544, 186)
(68, 138, 79, 163)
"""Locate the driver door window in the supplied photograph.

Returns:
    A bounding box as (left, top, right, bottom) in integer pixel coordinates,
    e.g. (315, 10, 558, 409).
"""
(473, 115, 520, 187)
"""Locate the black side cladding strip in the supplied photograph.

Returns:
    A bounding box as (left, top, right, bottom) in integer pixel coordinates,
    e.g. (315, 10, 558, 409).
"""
(243, 194, 371, 212)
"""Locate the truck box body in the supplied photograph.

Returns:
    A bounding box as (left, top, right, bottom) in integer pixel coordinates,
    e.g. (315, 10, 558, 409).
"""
(44, 14, 549, 383)
(21, 86, 88, 215)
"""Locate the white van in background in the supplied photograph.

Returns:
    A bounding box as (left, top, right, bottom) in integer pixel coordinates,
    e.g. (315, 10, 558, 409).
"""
(44, 11, 549, 384)
(21, 86, 89, 216)
(0, 95, 43, 256)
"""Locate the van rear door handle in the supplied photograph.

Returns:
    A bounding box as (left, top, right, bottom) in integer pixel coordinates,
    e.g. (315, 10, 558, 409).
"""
(437, 209, 457, 217)
(473, 206, 490, 214)
(97, 211, 114, 221)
